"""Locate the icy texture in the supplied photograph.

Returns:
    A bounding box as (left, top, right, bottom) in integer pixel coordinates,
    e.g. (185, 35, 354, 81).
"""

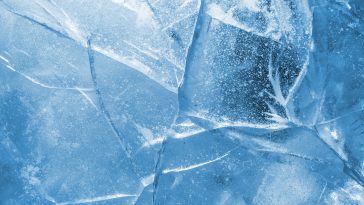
(0, 0, 364, 204)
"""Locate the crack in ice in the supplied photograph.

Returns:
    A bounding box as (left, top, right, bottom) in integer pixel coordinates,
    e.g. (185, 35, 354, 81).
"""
(315, 107, 364, 126)
(86, 38, 133, 159)
(162, 146, 239, 174)
(0, 1, 75, 41)
(206, 3, 279, 42)
(313, 127, 364, 187)
(1, 63, 92, 91)
(75, 89, 97, 109)
(1, 2, 178, 93)
(151, 0, 204, 203)
(56, 193, 137, 205)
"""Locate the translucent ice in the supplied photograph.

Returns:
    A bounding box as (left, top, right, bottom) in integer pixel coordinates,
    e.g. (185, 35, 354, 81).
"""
(1, 0, 364, 204)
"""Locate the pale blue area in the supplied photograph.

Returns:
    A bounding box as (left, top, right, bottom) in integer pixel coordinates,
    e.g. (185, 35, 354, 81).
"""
(0, 0, 364, 204)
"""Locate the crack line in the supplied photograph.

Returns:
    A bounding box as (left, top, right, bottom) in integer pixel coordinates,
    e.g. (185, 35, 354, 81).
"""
(0, 2, 177, 94)
(1, 61, 92, 91)
(57, 193, 137, 205)
(151, 0, 204, 203)
(313, 126, 364, 187)
(87, 38, 132, 159)
(162, 146, 239, 174)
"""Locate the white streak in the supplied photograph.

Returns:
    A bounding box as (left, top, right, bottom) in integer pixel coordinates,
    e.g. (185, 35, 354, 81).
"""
(0, 55, 9, 63)
(206, 4, 278, 41)
(5, 65, 16, 71)
(76, 89, 97, 108)
(123, 40, 159, 60)
(93, 46, 177, 93)
(162, 147, 238, 174)
(3, 64, 92, 91)
(92, 46, 152, 74)
(141, 174, 155, 187)
(141, 137, 164, 148)
(161, 12, 196, 31)
(57, 193, 137, 205)
(285, 57, 309, 105)
(318, 181, 327, 202)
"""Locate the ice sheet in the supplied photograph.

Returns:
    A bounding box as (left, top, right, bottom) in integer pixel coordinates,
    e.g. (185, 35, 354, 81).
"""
(1, 0, 364, 204)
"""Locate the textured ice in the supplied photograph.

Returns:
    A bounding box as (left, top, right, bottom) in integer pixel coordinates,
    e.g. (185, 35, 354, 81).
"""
(0, 0, 364, 204)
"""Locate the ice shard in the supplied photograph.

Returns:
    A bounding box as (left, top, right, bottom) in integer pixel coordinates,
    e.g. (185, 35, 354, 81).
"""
(1, 0, 364, 204)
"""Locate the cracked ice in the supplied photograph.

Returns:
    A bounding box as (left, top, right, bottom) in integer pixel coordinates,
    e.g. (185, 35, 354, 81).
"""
(1, 0, 364, 204)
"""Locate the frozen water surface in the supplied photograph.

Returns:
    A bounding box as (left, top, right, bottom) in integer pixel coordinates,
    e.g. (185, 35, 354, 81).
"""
(0, 0, 364, 204)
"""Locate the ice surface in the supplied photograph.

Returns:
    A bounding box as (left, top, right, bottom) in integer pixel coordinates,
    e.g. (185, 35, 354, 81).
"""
(0, 0, 364, 204)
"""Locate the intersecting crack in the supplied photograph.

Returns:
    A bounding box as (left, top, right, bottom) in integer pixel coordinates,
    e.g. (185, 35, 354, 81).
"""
(0, 1, 177, 93)
(151, 1, 205, 203)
